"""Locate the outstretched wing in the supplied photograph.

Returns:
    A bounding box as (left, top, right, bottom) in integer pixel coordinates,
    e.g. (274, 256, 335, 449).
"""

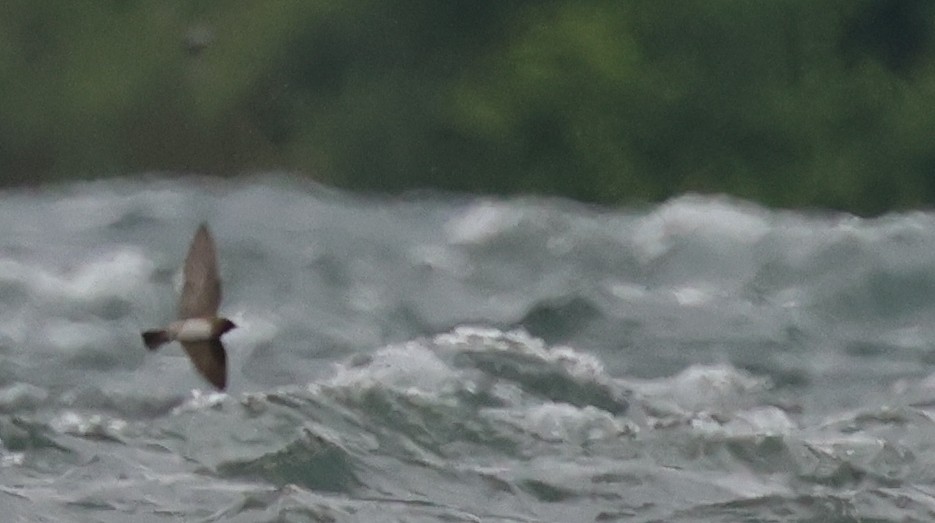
(178, 223, 222, 319)
(180, 340, 227, 390)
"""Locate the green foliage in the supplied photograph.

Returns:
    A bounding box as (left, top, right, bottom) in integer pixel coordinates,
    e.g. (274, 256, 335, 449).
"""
(0, 1, 934, 214)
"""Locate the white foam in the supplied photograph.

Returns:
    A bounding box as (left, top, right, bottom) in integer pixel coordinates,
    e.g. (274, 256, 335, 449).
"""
(634, 364, 771, 414)
(171, 389, 228, 414)
(327, 341, 461, 398)
(445, 201, 520, 244)
(435, 326, 607, 383)
(672, 284, 719, 307)
(49, 192, 126, 230)
(50, 410, 128, 439)
(725, 406, 797, 436)
(631, 195, 770, 263)
(689, 406, 797, 438)
(0, 247, 153, 303)
(0, 452, 25, 467)
(487, 402, 636, 443)
(604, 280, 648, 301)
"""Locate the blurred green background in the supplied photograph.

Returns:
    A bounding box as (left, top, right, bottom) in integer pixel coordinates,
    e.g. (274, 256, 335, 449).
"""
(1, 1, 933, 214)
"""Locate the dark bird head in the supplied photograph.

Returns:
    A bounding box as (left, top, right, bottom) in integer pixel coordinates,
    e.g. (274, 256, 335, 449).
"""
(218, 318, 237, 335)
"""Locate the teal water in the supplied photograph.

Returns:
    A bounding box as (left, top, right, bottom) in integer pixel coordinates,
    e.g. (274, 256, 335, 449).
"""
(2, 176, 935, 521)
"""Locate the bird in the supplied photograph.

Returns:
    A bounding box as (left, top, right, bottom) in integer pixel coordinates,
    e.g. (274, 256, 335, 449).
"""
(142, 223, 236, 390)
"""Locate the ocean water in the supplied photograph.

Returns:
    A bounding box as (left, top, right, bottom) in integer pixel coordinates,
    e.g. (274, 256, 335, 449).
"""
(2, 176, 935, 521)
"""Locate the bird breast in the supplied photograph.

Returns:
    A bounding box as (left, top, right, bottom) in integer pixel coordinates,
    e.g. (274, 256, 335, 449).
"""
(168, 318, 217, 342)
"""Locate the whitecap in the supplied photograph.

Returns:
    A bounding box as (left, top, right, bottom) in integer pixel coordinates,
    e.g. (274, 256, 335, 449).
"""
(445, 201, 520, 244)
(631, 194, 771, 263)
(633, 363, 771, 415)
(170, 389, 228, 414)
(688, 406, 797, 438)
(50, 410, 128, 440)
(434, 326, 608, 383)
(0, 247, 153, 304)
(672, 284, 719, 307)
(327, 340, 460, 399)
(486, 402, 636, 444)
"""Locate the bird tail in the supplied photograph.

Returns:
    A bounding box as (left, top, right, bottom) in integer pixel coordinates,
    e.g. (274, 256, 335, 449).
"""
(142, 330, 170, 350)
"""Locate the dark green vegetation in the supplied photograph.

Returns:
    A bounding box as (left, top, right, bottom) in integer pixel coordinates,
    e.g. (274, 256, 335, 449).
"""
(1, 1, 934, 214)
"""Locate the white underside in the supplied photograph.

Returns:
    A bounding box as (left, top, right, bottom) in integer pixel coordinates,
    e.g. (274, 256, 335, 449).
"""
(168, 319, 214, 342)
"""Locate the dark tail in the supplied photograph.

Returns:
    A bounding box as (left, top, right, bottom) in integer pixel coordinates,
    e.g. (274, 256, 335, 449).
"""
(142, 330, 170, 350)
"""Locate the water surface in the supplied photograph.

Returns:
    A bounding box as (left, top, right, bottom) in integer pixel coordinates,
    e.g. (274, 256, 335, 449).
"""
(1, 176, 935, 521)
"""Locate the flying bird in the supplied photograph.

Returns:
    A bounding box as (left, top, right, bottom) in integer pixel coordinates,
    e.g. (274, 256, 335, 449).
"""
(142, 223, 236, 390)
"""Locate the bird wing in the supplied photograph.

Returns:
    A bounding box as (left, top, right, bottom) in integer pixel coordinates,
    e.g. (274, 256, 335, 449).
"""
(178, 223, 222, 319)
(180, 339, 227, 390)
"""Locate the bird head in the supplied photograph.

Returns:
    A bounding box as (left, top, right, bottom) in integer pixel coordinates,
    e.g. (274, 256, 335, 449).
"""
(218, 318, 237, 334)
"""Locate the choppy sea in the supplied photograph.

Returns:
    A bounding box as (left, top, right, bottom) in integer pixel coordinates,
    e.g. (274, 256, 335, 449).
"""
(2, 175, 935, 522)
